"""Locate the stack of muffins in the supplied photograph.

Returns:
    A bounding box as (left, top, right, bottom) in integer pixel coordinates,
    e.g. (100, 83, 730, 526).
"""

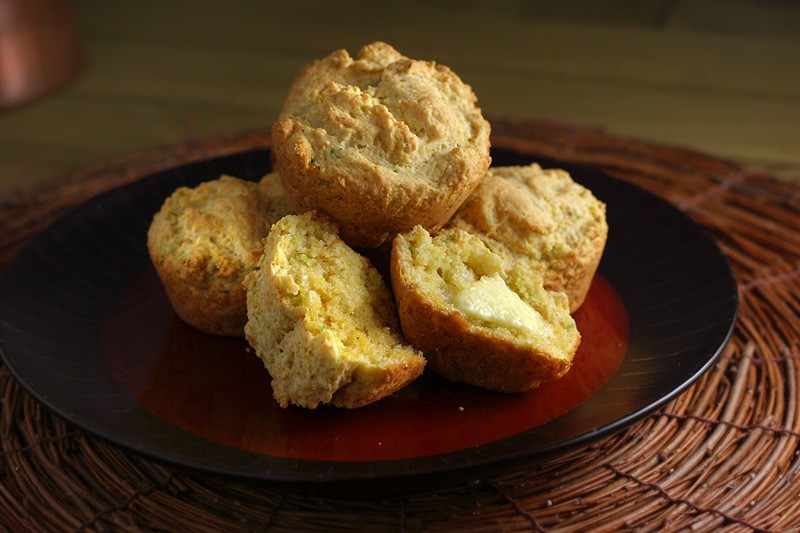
(147, 42, 608, 409)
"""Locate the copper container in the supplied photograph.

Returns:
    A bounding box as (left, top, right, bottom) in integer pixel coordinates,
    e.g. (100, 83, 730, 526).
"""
(0, 0, 82, 109)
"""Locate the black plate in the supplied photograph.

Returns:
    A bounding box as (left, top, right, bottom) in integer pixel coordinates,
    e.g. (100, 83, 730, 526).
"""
(0, 147, 737, 491)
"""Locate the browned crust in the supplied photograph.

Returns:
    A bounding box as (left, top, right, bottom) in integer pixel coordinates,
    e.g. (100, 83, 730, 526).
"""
(447, 165, 608, 313)
(555, 227, 608, 311)
(332, 357, 427, 408)
(244, 211, 426, 409)
(270, 42, 492, 248)
(390, 239, 579, 393)
(150, 255, 246, 337)
(272, 120, 487, 248)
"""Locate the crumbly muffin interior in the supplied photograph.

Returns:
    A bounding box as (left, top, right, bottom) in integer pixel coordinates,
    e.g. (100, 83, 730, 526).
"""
(396, 226, 578, 357)
(244, 212, 424, 408)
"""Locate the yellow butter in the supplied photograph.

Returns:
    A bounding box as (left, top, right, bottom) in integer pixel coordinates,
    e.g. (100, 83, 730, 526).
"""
(452, 275, 553, 337)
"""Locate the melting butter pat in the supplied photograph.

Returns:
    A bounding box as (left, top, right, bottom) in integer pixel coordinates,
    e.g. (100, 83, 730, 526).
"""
(452, 275, 554, 337)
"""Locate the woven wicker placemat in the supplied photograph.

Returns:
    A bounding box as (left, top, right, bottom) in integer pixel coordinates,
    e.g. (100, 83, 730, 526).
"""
(2, 118, 799, 531)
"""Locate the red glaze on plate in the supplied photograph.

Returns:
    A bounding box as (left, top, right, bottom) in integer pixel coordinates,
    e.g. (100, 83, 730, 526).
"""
(105, 271, 628, 462)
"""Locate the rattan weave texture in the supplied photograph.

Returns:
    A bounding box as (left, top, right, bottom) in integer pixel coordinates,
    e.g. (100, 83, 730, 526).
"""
(1, 119, 799, 532)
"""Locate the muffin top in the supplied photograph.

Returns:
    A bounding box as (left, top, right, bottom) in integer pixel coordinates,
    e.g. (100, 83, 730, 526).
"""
(450, 164, 606, 260)
(448, 163, 608, 310)
(271, 41, 491, 247)
(243, 211, 425, 408)
(148, 175, 281, 291)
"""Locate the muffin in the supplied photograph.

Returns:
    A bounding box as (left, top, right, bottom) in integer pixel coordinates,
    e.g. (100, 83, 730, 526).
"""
(271, 41, 491, 248)
(257, 170, 295, 223)
(147, 173, 291, 336)
(448, 163, 607, 312)
(391, 226, 580, 392)
(243, 211, 425, 409)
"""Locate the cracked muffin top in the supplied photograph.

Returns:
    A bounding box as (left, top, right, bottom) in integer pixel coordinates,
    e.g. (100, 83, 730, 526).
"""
(271, 41, 491, 248)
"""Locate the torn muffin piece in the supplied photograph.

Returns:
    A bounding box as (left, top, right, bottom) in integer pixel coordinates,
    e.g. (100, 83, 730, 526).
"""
(244, 211, 425, 408)
(391, 226, 580, 392)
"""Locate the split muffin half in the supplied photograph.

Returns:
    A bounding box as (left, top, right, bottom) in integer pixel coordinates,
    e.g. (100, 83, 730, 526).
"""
(391, 226, 580, 392)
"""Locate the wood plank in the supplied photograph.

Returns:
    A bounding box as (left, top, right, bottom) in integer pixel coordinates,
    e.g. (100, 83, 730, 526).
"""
(476, 72, 800, 162)
(70, 41, 300, 119)
(669, 0, 800, 40)
(72, 2, 800, 100)
(2, 0, 797, 200)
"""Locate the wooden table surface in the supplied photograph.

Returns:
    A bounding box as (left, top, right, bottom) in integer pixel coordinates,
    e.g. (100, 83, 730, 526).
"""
(0, 0, 798, 201)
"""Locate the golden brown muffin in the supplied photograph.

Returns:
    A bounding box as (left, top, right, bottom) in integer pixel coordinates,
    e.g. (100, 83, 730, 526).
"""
(147, 173, 291, 336)
(243, 211, 425, 409)
(257, 170, 295, 223)
(271, 41, 491, 248)
(448, 164, 608, 312)
(391, 226, 580, 392)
